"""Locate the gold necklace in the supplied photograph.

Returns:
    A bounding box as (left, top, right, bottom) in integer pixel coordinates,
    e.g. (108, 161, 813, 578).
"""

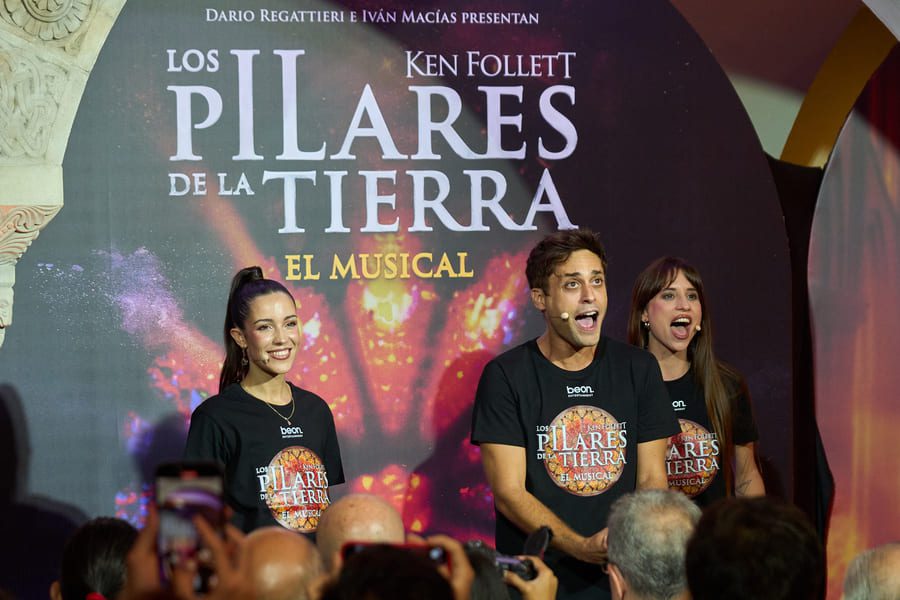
(246, 383, 296, 425)
(264, 394, 295, 425)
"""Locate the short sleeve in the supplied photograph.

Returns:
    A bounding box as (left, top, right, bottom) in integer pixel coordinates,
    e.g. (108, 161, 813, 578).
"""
(470, 359, 526, 447)
(636, 356, 680, 443)
(184, 406, 231, 469)
(730, 376, 760, 446)
(321, 404, 345, 486)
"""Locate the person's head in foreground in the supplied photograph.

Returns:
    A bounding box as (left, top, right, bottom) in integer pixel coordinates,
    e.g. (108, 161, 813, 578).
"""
(315, 493, 405, 573)
(606, 489, 700, 600)
(842, 541, 900, 600)
(685, 496, 824, 600)
(319, 543, 453, 600)
(244, 526, 324, 600)
(50, 517, 138, 600)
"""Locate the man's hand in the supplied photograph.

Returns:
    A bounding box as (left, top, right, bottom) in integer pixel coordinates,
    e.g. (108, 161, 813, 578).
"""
(504, 556, 558, 600)
(571, 527, 608, 564)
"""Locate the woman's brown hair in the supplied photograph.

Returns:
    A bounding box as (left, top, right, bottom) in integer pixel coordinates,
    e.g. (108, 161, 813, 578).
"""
(219, 266, 295, 392)
(627, 257, 738, 495)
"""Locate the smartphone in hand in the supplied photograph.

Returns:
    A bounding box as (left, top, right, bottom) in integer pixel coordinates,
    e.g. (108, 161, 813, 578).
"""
(154, 460, 225, 593)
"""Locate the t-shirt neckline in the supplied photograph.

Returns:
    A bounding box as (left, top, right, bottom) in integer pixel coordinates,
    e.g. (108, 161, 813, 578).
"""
(529, 336, 607, 378)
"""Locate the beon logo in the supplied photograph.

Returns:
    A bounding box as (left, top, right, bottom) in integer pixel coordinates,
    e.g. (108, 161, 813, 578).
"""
(566, 385, 594, 396)
(281, 426, 304, 436)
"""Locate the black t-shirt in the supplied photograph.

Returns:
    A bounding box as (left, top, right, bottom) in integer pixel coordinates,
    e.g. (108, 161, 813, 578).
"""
(664, 369, 759, 507)
(184, 382, 344, 533)
(470, 337, 678, 599)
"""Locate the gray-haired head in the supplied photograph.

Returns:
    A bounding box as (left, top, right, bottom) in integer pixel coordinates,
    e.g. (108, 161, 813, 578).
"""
(607, 489, 701, 600)
(843, 542, 900, 600)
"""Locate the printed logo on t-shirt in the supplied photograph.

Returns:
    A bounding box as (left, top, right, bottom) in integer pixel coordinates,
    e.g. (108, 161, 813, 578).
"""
(535, 405, 627, 496)
(280, 425, 304, 439)
(671, 399, 687, 412)
(256, 446, 330, 532)
(666, 419, 719, 497)
(566, 385, 595, 398)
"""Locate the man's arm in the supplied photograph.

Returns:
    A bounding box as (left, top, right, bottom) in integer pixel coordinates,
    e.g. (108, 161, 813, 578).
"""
(734, 442, 765, 496)
(635, 438, 669, 490)
(481, 442, 607, 564)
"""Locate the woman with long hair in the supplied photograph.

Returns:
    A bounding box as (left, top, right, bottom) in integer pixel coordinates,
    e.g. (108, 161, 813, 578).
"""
(185, 266, 344, 533)
(627, 257, 764, 504)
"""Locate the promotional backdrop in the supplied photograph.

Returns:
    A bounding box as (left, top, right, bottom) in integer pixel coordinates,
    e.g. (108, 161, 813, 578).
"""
(0, 0, 790, 541)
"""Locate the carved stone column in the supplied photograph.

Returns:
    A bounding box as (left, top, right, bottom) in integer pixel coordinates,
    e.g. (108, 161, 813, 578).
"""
(0, 0, 127, 347)
(0, 205, 61, 344)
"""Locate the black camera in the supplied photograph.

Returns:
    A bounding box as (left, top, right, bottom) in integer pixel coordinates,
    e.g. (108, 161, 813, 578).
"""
(463, 525, 553, 582)
(464, 540, 538, 581)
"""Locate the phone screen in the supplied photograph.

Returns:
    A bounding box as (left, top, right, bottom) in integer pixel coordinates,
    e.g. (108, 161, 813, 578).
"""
(155, 461, 225, 592)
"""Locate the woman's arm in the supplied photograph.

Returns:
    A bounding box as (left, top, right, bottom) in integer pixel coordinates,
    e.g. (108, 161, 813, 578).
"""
(734, 442, 765, 496)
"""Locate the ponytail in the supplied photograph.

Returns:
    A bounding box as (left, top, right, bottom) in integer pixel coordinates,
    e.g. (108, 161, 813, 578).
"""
(219, 266, 294, 392)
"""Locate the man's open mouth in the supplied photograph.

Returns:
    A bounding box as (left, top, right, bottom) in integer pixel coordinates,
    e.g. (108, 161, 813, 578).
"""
(575, 310, 599, 329)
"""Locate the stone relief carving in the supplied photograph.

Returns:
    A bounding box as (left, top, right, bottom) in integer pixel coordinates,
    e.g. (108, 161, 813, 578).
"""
(2, 0, 93, 44)
(0, 204, 60, 345)
(0, 0, 124, 347)
(0, 44, 67, 159)
(0, 0, 125, 348)
(0, 204, 61, 265)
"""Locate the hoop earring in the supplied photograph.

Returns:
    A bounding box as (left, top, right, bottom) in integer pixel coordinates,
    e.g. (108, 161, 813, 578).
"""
(241, 347, 249, 367)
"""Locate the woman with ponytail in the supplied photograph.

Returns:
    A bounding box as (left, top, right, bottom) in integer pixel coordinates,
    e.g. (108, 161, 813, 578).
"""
(627, 257, 764, 505)
(185, 266, 344, 533)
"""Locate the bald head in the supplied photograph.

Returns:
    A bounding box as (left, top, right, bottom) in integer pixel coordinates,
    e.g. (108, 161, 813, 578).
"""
(316, 493, 405, 572)
(244, 527, 323, 600)
(843, 542, 900, 600)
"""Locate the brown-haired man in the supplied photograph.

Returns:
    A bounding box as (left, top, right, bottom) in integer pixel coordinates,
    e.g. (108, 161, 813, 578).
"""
(471, 229, 677, 599)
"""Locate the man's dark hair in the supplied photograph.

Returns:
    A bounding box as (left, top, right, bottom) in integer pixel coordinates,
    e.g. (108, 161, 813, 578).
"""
(58, 517, 138, 600)
(607, 489, 700, 600)
(525, 229, 607, 292)
(320, 544, 454, 600)
(686, 497, 825, 600)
